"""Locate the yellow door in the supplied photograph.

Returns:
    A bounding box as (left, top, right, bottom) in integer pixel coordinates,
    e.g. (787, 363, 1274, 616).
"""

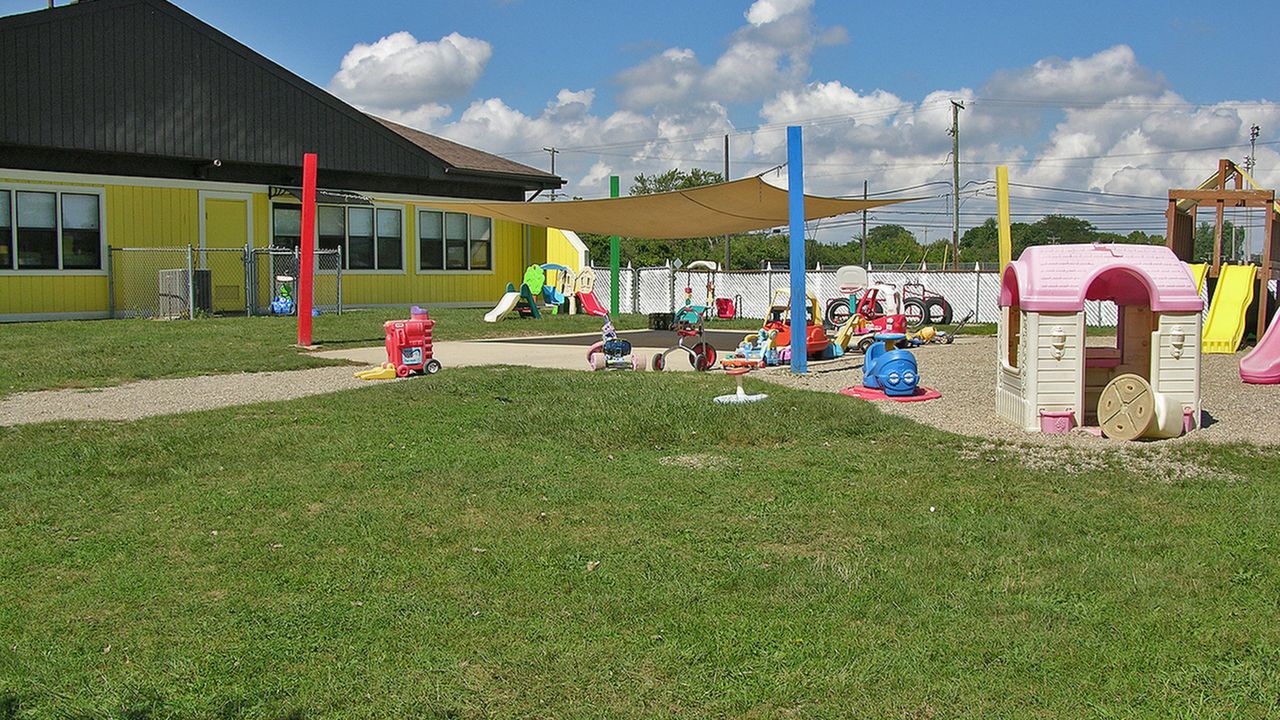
(203, 198, 249, 313)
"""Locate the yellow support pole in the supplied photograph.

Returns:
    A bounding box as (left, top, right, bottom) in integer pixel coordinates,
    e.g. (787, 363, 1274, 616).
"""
(997, 165, 1012, 272)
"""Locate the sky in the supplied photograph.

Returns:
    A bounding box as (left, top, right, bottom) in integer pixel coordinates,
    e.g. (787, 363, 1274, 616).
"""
(4, 0, 1278, 247)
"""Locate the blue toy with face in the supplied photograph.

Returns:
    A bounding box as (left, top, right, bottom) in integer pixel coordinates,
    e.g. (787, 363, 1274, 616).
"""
(862, 334, 919, 397)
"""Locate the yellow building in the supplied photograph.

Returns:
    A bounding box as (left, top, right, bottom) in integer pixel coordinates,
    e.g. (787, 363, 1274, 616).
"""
(0, 0, 570, 321)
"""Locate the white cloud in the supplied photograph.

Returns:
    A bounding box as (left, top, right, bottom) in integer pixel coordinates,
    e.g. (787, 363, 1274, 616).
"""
(745, 0, 812, 26)
(328, 31, 492, 109)
(329, 7, 1280, 247)
(986, 45, 1165, 104)
(614, 0, 845, 110)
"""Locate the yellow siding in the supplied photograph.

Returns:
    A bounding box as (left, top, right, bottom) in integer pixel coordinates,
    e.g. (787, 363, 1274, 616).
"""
(2, 174, 558, 317)
(106, 185, 199, 248)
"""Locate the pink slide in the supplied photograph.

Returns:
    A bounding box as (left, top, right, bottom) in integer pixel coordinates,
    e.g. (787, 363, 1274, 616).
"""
(1240, 313, 1280, 384)
(577, 291, 608, 317)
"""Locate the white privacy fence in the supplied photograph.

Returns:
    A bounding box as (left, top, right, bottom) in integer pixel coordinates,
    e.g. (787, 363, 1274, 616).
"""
(585, 265, 1220, 327)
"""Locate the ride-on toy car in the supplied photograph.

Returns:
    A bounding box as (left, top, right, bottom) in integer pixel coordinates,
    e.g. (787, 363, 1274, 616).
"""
(764, 289, 831, 358)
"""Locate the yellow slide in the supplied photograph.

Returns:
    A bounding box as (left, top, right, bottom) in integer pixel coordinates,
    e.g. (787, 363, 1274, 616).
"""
(1186, 263, 1208, 293)
(1202, 264, 1257, 354)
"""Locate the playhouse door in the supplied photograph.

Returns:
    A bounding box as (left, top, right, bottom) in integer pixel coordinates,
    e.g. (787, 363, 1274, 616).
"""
(200, 193, 252, 314)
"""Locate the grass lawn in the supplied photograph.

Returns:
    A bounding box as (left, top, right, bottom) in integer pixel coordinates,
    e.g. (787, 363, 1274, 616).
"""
(0, 309, 762, 398)
(2, 367, 1277, 718)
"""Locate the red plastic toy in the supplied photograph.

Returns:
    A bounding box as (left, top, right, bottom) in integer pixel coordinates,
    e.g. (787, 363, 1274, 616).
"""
(384, 306, 441, 377)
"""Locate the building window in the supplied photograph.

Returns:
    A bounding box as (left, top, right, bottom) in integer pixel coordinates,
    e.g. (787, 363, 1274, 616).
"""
(272, 203, 403, 271)
(272, 205, 301, 251)
(0, 192, 11, 270)
(61, 194, 102, 269)
(469, 216, 492, 270)
(418, 209, 492, 271)
(376, 208, 403, 270)
(0, 189, 102, 271)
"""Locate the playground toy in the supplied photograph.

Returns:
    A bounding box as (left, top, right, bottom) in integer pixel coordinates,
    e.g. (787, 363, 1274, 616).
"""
(997, 243, 1202, 438)
(587, 317, 643, 371)
(649, 297, 717, 371)
(902, 282, 953, 327)
(356, 306, 441, 380)
(861, 333, 920, 397)
(714, 366, 768, 404)
(900, 311, 973, 348)
(270, 275, 296, 315)
(722, 328, 782, 369)
(826, 265, 932, 325)
(485, 264, 610, 321)
(540, 263, 573, 313)
(1164, 159, 1278, 358)
(683, 260, 740, 320)
(825, 266, 908, 346)
(839, 333, 940, 402)
(574, 270, 609, 317)
(764, 288, 832, 359)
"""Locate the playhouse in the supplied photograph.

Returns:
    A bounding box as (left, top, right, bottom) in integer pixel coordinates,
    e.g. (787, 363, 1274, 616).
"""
(996, 243, 1204, 437)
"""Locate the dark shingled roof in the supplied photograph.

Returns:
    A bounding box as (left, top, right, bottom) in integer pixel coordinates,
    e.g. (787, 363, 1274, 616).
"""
(0, 0, 564, 198)
(371, 116, 559, 183)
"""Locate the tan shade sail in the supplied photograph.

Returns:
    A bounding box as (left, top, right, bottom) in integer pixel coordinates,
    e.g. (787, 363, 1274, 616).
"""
(405, 176, 914, 239)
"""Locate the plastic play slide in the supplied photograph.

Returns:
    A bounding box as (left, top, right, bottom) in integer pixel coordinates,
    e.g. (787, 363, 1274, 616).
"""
(1240, 312, 1280, 384)
(1187, 262, 1208, 293)
(576, 291, 608, 317)
(484, 291, 521, 323)
(1201, 264, 1257, 354)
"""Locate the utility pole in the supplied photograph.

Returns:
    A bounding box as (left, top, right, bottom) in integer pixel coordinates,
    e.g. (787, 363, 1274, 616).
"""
(723, 134, 731, 270)
(543, 147, 560, 200)
(1244, 124, 1260, 261)
(948, 100, 964, 269)
(861, 179, 868, 266)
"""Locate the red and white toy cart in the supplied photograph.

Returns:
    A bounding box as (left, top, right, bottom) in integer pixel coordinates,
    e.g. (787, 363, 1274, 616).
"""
(384, 306, 441, 377)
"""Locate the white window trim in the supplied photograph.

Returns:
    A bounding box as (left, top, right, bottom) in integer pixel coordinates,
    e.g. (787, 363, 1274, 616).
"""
(414, 208, 495, 276)
(0, 183, 107, 276)
(270, 201, 408, 275)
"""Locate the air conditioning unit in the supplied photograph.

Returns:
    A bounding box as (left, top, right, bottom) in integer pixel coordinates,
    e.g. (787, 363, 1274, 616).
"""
(158, 268, 212, 318)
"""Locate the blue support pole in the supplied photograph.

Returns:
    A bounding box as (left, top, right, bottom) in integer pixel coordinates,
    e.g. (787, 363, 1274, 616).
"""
(787, 126, 807, 374)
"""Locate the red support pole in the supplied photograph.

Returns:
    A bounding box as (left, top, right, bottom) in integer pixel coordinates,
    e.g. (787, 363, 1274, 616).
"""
(297, 153, 317, 346)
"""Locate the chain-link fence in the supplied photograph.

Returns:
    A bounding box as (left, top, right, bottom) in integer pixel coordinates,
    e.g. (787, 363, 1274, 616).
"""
(248, 248, 342, 316)
(588, 264, 1148, 326)
(108, 245, 342, 319)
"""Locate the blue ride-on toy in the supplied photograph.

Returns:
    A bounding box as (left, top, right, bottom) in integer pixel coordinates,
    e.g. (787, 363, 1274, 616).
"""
(862, 333, 919, 397)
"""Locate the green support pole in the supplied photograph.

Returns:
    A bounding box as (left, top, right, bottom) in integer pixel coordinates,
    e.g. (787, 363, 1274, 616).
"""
(609, 175, 621, 316)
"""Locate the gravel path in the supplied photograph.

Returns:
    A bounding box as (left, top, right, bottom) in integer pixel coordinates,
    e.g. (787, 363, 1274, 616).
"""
(3, 336, 1276, 454)
(0, 366, 369, 426)
(755, 335, 1280, 449)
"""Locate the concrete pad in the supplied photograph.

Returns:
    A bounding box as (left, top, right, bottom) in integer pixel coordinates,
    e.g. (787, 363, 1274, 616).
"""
(312, 340, 703, 372)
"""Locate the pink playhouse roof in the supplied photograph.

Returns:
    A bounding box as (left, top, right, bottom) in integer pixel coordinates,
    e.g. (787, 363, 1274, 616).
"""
(1000, 243, 1203, 313)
